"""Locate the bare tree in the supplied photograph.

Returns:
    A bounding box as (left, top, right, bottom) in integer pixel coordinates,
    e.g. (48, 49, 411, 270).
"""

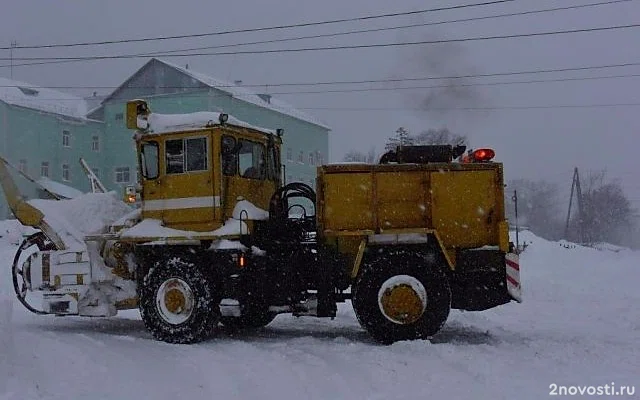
(506, 179, 564, 240)
(384, 127, 466, 153)
(413, 127, 468, 146)
(342, 147, 377, 163)
(384, 127, 414, 152)
(577, 171, 635, 245)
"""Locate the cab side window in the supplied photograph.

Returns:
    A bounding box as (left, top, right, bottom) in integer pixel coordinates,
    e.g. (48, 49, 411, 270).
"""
(166, 137, 208, 174)
(140, 142, 159, 179)
(267, 145, 280, 182)
(238, 140, 265, 180)
(221, 136, 266, 180)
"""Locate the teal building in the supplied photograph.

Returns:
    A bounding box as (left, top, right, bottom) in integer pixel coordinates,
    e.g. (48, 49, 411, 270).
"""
(0, 58, 330, 218)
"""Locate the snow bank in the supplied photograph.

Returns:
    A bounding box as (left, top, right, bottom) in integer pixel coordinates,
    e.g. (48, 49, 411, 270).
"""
(0, 273, 13, 395)
(0, 225, 636, 399)
(28, 192, 133, 249)
(0, 220, 37, 246)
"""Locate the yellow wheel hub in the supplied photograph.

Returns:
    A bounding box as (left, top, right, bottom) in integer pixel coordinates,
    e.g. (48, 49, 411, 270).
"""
(156, 278, 195, 325)
(379, 282, 426, 324)
(164, 288, 186, 314)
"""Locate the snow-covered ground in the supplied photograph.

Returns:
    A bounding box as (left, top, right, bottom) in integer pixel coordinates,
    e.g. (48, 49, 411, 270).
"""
(0, 221, 638, 400)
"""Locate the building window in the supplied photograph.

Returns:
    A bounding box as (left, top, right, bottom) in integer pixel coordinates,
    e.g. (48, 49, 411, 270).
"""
(286, 147, 292, 162)
(41, 162, 49, 177)
(115, 113, 124, 121)
(115, 167, 130, 183)
(315, 151, 322, 166)
(298, 150, 304, 164)
(62, 164, 70, 181)
(308, 152, 315, 166)
(92, 135, 100, 152)
(62, 130, 70, 147)
(18, 159, 27, 173)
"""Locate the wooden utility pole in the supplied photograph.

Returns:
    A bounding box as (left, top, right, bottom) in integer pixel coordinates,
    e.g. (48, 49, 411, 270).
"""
(564, 170, 576, 239)
(10, 40, 18, 79)
(575, 168, 585, 244)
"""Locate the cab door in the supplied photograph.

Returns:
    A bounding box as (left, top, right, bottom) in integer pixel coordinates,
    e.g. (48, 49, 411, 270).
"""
(140, 131, 217, 232)
(220, 134, 278, 221)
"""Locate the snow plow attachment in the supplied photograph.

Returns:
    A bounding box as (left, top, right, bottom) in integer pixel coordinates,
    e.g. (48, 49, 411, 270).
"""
(0, 155, 137, 316)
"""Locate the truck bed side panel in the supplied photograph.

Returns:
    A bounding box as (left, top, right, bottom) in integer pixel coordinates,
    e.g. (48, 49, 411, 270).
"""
(318, 163, 504, 250)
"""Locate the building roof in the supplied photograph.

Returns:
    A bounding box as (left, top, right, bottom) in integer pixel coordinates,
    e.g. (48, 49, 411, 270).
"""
(155, 59, 330, 130)
(0, 77, 88, 119)
(95, 58, 329, 130)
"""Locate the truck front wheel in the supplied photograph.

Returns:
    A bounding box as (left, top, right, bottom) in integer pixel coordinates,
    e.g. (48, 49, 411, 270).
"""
(139, 257, 218, 344)
(352, 250, 451, 344)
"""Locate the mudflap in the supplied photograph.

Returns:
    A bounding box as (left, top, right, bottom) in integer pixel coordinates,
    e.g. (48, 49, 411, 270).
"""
(505, 252, 522, 303)
(450, 250, 520, 311)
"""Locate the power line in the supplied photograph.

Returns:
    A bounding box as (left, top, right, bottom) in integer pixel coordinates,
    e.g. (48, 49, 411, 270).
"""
(0, 0, 519, 50)
(295, 103, 640, 110)
(4, 60, 640, 90)
(3, 23, 639, 62)
(263, 73, 640, 94)
(4, 71, 640, 94)
(2, 1, 632, 70)
(136, 0, 635, 57)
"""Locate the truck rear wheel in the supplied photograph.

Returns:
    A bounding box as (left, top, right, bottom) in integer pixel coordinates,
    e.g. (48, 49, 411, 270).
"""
(352, 249, 451, 344)
(139, 257, 218, 344)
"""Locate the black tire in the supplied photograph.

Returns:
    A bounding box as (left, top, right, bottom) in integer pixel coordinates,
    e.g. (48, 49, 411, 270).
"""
(352, 249, 451, 344)
(220, 305, 277, 331)
(139, 257, 218, 344)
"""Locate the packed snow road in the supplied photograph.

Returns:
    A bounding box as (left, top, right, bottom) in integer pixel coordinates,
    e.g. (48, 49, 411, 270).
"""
(0, 223, 638, 400)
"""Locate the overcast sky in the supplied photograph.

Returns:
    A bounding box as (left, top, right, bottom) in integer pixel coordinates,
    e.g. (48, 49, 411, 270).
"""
(1, 0, 639, 212)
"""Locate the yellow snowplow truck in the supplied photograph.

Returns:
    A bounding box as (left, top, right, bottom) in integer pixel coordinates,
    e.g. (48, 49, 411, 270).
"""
(1, 99, 521, 344)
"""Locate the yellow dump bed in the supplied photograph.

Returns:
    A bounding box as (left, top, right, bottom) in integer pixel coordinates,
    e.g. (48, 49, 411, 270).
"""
(316, 162, 509, 252)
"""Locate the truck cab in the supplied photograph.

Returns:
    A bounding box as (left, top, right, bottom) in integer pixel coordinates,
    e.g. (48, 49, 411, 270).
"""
(128, 100, 282, 233)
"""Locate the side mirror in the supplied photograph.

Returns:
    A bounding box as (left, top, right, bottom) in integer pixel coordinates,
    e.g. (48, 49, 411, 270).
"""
(221, 136, 237, 154)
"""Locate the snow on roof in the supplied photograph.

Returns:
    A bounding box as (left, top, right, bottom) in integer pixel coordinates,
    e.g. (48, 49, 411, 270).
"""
(146, 111, 275, 135)
(0, 77, 88, 119)
(36, 177, 84, 199)
(156, 59, 330, 130)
